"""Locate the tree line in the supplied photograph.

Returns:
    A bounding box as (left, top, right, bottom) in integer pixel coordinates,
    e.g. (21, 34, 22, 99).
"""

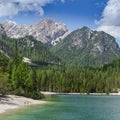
(1, 41, 120, 99)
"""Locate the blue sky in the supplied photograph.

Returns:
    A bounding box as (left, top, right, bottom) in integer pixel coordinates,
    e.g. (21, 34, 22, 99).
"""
(0, 0, 120, 40)
(43, 0, 108, 30)
(0, 0, 107, 30)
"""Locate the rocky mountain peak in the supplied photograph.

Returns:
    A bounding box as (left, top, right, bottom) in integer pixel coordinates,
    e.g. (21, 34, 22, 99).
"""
(51, 27, 120, 66)
(35, 18, 55, 25)
(3, 20, 16, 26)
(80, 26, 91, 31)
(0, 24, 4, 31)
(0, 24, 6, 38)
(2, 19, 68, 44)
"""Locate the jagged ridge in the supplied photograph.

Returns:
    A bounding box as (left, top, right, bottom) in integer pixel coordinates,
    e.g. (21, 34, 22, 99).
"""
(2, 19, 68, 44)
(51, 26, 120, 66)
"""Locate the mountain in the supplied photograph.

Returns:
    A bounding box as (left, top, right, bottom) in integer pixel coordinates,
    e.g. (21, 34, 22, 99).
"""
(0, 24, 6, 38)
(0, 36, 61, 65)
(51, 27, 120, 66)
(2, 19, 69, 44)
(1, 18, 120, 67)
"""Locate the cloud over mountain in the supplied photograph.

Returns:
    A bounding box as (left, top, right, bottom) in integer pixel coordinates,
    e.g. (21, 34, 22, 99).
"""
(96, 0, 120, 39)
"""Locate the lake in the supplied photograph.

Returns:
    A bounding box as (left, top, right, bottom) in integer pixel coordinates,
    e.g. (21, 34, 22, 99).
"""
(1, 95, 120, 120)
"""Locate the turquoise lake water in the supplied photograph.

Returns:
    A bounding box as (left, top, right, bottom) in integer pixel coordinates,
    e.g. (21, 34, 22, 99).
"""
(1, 95, 120, 120)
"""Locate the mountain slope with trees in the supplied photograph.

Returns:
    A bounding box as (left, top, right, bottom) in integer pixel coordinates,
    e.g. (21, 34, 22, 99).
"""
(51, 27, 120, 66)
(1, 50, 120, 95)
(0, 36, 61, 66)
(1, 24, 120, 97)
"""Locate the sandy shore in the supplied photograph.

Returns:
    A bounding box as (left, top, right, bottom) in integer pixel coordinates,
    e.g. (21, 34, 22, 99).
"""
(0, 95, 46, 114)
(1, 92, 119, 113)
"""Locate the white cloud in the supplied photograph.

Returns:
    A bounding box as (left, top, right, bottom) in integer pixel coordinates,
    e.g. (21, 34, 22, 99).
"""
(0, 3, 19, 17)
(96, 0, 120, 39)
(0, 0, 65, 17)
(97, 26, 120, 38)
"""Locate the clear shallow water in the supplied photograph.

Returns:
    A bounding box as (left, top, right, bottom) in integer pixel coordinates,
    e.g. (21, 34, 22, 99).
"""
(1, 95, 120, 120)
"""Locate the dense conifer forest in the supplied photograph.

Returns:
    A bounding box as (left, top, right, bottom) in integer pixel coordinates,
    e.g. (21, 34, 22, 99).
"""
(0, 32, 120, 99)
(1, 42, 120, 99)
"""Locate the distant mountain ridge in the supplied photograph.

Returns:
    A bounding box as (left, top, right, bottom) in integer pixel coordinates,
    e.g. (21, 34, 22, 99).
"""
(0, 18, 120, 67)
(51, 26, 120, 66)
(2, 19, 69, 44)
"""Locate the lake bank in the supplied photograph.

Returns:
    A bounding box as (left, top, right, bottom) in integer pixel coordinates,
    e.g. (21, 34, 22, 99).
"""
(0, 95, 46, 114)
(41, 91, 120, 96)
(1, 95, 120, 120)
(1, 91, 120, 114)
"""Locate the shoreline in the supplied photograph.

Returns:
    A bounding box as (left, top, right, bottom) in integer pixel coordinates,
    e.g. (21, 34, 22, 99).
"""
(1, 92, 120, 114)
(41, 91, 120, 96)
(0, 95, 46, 114)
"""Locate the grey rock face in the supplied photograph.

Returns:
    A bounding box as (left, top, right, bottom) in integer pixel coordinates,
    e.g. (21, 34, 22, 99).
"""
(67, 27, 119, 56)
(2, 19, 68, 44)
(51, 26, 120, 66)
(0, 24, 6, 38)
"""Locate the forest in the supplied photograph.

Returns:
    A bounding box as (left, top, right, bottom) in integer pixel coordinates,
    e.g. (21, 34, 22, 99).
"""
(1, 46, 120, 99)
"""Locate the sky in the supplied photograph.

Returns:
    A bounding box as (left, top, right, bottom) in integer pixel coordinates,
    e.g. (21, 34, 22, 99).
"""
(0, 0, 120, 42)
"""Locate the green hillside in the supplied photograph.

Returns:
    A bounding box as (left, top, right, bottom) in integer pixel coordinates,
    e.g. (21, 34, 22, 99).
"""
(0, 36, 61, 66)
(51, 27, 120, 67)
